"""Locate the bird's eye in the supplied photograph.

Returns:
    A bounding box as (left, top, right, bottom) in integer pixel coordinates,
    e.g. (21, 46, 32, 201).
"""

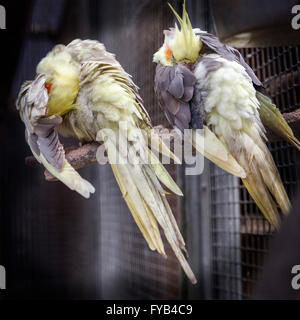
(45, 82, 53, 94)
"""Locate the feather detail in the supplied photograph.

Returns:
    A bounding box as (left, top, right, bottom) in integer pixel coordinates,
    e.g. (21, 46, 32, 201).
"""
(148, 128, 181, 164)
(233, 131, 290, 227)
(194, 54, 290, 227)
(192, 126, 246, 178)
(30, 143, 95, 199)
(16, 73, 95, 199)
(167, 0, 202, 63)
(256, 91, 300, 151)
(104, 133, 196, 284)
(147, 149, 183, 196)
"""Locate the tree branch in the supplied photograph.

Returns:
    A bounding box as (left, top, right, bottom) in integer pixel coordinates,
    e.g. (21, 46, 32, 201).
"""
(25, 111, 300, 181)
(25, 126, 178, 181)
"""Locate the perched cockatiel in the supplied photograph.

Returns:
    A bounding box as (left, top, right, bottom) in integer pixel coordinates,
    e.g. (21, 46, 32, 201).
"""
(153, 1, 300, 228)
(16, 39, 197, 284)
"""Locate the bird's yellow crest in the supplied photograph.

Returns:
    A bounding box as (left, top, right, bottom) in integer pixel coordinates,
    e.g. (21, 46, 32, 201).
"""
(168, 0, 202, 63)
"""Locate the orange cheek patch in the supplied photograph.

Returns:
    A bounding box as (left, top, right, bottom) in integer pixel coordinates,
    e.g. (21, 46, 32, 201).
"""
(45, 82, 53, 94)
(164, 44, 172, 60)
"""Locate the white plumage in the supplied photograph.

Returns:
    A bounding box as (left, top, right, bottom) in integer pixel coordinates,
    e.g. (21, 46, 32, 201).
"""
(194, 54, 263, 137)
(193, 54, 290, 227)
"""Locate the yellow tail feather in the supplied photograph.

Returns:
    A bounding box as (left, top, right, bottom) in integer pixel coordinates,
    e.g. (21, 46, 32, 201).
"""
(192, 126, 246, 178)
(104, 135, 197, 284)
(29, 145, 95, 199)
(148, 149, 183, 196)
(242, 175, 280, 229)
(233, 133, 290, 228)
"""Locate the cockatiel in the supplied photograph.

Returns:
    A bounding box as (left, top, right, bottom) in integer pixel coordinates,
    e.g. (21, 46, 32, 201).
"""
(16, 39, 197, 284)
(153, 1, 300, 228)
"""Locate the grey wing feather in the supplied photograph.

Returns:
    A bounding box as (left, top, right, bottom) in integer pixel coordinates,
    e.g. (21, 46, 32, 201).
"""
(16, 74, 48, 133)
(16, 74, 65, 170)
(35, 116, 65, 169)
(154, 63, 196, 132)
(168, 70, 184, 99)
(199, 32, 262, 87)
(190, 85, 205, 129)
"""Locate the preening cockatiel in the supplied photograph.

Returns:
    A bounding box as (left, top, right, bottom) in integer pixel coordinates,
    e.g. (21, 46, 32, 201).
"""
(16, 39, 197, 284)
(153, 1, 300, 228)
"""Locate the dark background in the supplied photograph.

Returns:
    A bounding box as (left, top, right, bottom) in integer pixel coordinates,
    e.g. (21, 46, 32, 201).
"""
(0, 0, 299, 300)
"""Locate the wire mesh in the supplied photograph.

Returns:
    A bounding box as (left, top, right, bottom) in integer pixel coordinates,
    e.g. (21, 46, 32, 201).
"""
(211, 46, 300, 299)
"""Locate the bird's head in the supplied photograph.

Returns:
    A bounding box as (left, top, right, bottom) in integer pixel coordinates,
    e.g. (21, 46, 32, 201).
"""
(36, 45, 79, 116)
(153, 0, 202, 66)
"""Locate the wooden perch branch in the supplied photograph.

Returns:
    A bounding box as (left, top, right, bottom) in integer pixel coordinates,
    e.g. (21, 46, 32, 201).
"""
(281, 109, 300, 140)
(25, 110, 300, 181)
(25, 126, 177, 181)
(25, 142, 100, 181)
(25, 142, 99, 168)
